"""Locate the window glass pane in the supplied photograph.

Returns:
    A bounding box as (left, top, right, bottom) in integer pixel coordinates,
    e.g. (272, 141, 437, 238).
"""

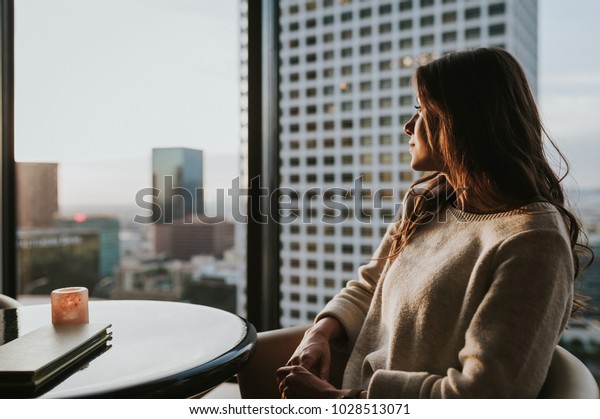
(15, 1, 243, 316)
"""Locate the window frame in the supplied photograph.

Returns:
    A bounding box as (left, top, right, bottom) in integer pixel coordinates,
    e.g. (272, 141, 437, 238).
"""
(1, 0, 16, 298)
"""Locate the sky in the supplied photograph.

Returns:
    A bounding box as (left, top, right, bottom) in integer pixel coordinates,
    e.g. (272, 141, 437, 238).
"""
(13, 0, 600, 211)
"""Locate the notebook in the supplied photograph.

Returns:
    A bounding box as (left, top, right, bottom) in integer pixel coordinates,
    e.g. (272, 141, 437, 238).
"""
(0, 323, 112, 396)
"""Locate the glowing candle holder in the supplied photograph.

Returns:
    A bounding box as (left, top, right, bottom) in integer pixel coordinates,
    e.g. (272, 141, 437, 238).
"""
(51, 287, 89, 324)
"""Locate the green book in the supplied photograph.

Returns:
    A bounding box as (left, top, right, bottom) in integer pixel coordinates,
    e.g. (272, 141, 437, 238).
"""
(0, 323, 112, 397)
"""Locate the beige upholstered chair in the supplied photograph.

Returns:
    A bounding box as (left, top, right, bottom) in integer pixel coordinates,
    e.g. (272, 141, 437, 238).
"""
(0, 294, 20, 309)
(238, 326, 599, 399)
(538, 345, 599, 398)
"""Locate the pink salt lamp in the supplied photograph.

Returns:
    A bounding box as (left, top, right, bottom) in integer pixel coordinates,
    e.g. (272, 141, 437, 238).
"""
(51, 287, 89, 324)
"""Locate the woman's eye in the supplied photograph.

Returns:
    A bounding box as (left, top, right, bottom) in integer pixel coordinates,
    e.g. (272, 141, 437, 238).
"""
(414, 105, 421, 113)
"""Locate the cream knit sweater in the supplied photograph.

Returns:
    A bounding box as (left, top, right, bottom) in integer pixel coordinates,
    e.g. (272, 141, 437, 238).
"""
(315, 201, 574, 398)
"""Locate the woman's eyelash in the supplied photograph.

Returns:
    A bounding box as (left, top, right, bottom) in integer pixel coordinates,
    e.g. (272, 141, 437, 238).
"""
(414, 105, 421, 111)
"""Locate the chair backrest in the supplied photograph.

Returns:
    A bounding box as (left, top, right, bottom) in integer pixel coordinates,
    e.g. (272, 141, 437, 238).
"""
(538, 345, 599, 398)
(0, 294, 21, 309)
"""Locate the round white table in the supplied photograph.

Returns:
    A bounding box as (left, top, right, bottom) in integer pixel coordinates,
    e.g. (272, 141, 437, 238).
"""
(0, 300, 256, 398)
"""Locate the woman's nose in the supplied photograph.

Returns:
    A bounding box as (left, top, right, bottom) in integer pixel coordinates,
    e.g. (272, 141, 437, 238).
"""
(404, 113, 417, 136)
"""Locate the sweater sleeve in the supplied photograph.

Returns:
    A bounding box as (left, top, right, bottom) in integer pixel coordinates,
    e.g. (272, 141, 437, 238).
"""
(367, 228, 574, 398)
(314, 221, 397, 347)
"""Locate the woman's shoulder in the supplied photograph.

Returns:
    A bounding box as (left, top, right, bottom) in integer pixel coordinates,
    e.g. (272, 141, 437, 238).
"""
(447, 201, 571, 248)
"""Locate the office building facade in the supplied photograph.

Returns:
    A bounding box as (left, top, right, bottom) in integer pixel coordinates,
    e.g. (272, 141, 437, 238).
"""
(152, 147, 204, 223)
(275, 0, 538, 327)
(16, 162, 59, 228)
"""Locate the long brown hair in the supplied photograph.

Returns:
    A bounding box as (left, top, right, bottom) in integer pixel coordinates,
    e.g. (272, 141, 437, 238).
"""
(389, 48, 592, 314)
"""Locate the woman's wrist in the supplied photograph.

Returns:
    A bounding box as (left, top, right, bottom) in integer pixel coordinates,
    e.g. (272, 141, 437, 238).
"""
(312, 316, 344, 341)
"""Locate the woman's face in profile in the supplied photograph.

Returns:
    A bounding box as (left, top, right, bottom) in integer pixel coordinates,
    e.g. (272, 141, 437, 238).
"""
(404, 102, 443, 172)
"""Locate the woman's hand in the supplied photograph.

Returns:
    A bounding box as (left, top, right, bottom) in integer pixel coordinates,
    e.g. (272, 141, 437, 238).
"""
(276, 365, 342, 399)
(281, 317, 344, 381)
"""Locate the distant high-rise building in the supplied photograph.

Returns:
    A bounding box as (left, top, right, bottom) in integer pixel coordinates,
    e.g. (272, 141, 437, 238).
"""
(243, 0, 538, 327)
(16, 162, 59, 228)
(154, 219, 235, 260)
(17, 227, 101, 294)
(152, 147, 204, 223)
(55, 215, 121, 279)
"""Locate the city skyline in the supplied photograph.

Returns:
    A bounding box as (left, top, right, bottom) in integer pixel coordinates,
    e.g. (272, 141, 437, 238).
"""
(13, 0, 600, 211)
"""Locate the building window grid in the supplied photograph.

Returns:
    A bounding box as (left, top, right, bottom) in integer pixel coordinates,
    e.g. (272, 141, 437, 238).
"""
(277, 0, 524, 327)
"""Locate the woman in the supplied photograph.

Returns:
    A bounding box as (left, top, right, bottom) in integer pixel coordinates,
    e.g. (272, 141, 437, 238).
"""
(276, 48, 590, 398)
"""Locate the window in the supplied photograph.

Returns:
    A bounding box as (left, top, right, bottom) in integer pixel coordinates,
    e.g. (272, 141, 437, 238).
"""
(306, 70, 317, 79)
(399, 55, 414, 68)
(341, 65, 353, 75)
(323, 33, 334, 43)
(379, 4, 392, 15)
(323, 68, 334, 78)
(399, 19, 413, 31)
(399, 95, 413, 106)
(379, 116, 392, 127)
(442, 11, 457, 23)
(341, 47, 353, 58)
(379, 79, 392, 89)
(323, 85, 334, 95)
(323, 15, 334, 25)
(465, 27, 481, 40)
(379, 153, 393, 164)
(360, 81, 372, 92)
(399, 1, 412, 11)
(323, 50, 334, 60)
(489, 23, 506, 36)
(379, 134, 393, 145)
(379, 172, 393, 182)
(341, 101, 353, 111)
(289, 5, 299, 14)
(360, 99, 372, 110)
(465, 7, 481, 20)
(379, 60, 392, 71)
(341, 29, 353, 40)
(289, 39, 299, 48)
(420, 15, 434, 27)
(379, 97, 392, 108)
(420, 34, 434, 46)
(360, 26, 372, 37)
(360, 63, 372, 74)
(379, 41, 392, 52)
(324, 103, 336, 113)
(360, 118, 372, 128)
(360, 136, 372, 147)
(289, 22, 299, 32)
(306, 19, 317, 28)
(359, 8, 371, 18)
(489, 3, 506, 16)
(399, 38, 413, 49)
(360, 44, 372, 55)
(421, 0, 434, 6)
(379, 23, 392, 34)
(341, 11, 353, 22)
(399, 76, 411, 87)
(443, 31, 457, 43)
